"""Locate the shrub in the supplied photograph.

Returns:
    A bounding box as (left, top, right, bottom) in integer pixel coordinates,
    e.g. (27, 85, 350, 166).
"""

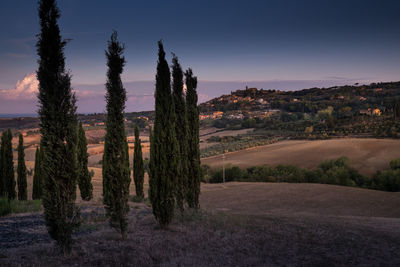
(0, 197, 11, 216)
(390, 158, 400, 170)
(371, 169, 400, 192)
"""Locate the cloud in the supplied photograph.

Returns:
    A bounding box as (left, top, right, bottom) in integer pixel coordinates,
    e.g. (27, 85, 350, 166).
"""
(0, 73, 39, 100)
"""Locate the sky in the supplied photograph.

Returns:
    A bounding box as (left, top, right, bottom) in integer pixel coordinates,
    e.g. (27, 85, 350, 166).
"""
(0, 0, 399, 114)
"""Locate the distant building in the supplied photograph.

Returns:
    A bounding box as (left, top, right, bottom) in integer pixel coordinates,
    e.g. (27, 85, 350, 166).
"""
(372, 108, 381, 116)
(228, 114, 244, 119)
(359, 108, 381, 116)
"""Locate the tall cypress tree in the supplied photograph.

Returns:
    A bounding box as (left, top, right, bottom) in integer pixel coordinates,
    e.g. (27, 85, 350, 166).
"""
(149, 41, 181, 227)
(171, 54, 189, 212)
(148, 127, 155, 202)
(17, 134, 27, 201)
(32, 146, 42, 200)
(133, 126, 144, 198)
(37, 0, 79, 253)
(102, 31, 131, 238)
(77, 122, 93, 201)
(3, 130, 16, 201)
(0, 132, 4, 197)
(185, 69, 201, 209)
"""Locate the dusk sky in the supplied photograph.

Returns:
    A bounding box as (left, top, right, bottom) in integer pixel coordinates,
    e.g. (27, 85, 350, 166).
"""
(0, 0, 399, 114)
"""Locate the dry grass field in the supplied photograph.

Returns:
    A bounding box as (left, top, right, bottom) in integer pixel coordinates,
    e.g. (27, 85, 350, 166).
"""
(1, 181, 400, 265)
(4, 132, 400, 264)
(202, 138, 400, 176)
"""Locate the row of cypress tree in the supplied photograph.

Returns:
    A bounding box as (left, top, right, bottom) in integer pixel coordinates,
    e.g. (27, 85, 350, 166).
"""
(31, 122, 92, 202)
(35, 0, 200, 252)
(149, 42, 200, 227)
(0, 125, 92, 203)
(0, 131, 29, 201)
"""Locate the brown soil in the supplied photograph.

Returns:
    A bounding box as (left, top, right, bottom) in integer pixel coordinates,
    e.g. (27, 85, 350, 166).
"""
(1, 183, 400, 265)
(202, 138, 400, 175)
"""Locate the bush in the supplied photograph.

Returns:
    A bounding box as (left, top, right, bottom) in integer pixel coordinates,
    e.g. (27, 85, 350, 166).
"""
(390, 158, 400, 170)
(202, 157, 400, 192)
(273, 164, 304, 183)
(209, 165, 243, 183)
(370, 169, 400, 192)
(0, 197, 11, 216)
(200, 164, 212, 183)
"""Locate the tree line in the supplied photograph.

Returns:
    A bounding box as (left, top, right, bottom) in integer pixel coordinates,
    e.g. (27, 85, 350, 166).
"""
(0, 123, 93, 203)
(4, 0, 201, 254)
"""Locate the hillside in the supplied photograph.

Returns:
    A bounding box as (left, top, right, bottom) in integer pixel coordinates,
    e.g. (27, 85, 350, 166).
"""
(201, 138, 400, 176)
(2, 182, 400, 265)
(199, 81, 400, 114)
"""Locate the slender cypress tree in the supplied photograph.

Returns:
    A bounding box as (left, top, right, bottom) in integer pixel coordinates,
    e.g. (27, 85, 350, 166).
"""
(149, 41, 181, 227)
(32, 146, 42, 200)
(148, 127, 155, 202)
(77, 122, 93, 201)
(37, 0, 79, 254)
(102, 31, 131, 238)
(185, 69, 201, 209)
(133, 126, 144, 198)
(17, 134, 27, 201)
(3, 130, 16, 201)
(0, 132, 4, 197)
(171, 54, 189, 212)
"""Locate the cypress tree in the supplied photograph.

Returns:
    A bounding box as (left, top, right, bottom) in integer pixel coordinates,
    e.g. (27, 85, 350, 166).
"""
(32, 146, 42, 200)
(3, 130, 16, 201)
(171, 54, 189, 212)
(102, 31, 131, 238)
(133, 126, 144, 198)
(0, 132, 4, 197)
(77, 122, 93, 201)
(17, 134, 27, 201)
(185, 69, 201, 209)
(37, 0, 79, 253)
(148, 127, 155, 203)
(149, 41, 181, 227)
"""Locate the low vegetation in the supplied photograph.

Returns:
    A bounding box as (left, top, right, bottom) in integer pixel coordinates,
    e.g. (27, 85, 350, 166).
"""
(201, 135, 280, 158)
(202, 157, 400, 192)
(0, 197, 42, 216)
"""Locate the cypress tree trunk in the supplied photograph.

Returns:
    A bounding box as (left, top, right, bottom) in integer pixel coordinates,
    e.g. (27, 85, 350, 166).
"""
(185, 69, 201, 209)
(149, 41, 181, 227)
(17, 134, 27, 201)
(102, 31, 131, 238)
(3, 130, 16, 201)
(0, 132, 4, 197)
(171, 55, 190, 212)
(32, 146, 42, 200)
(37, 0, 79, 254)
(77, 122, 93, 201)
(133, 126, 144, 198)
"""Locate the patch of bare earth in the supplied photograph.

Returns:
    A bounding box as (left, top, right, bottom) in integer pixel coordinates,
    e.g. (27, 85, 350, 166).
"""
(202, 138, 400, 176)
(1, 183, 400, 265)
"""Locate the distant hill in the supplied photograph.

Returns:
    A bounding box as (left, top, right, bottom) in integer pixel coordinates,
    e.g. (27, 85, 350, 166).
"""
(199, 81, 400, 114)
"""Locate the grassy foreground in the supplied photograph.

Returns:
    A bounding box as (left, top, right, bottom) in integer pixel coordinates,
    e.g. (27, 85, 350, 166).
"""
(0, 183, 399, 265)
(0, 197, 42, 216)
